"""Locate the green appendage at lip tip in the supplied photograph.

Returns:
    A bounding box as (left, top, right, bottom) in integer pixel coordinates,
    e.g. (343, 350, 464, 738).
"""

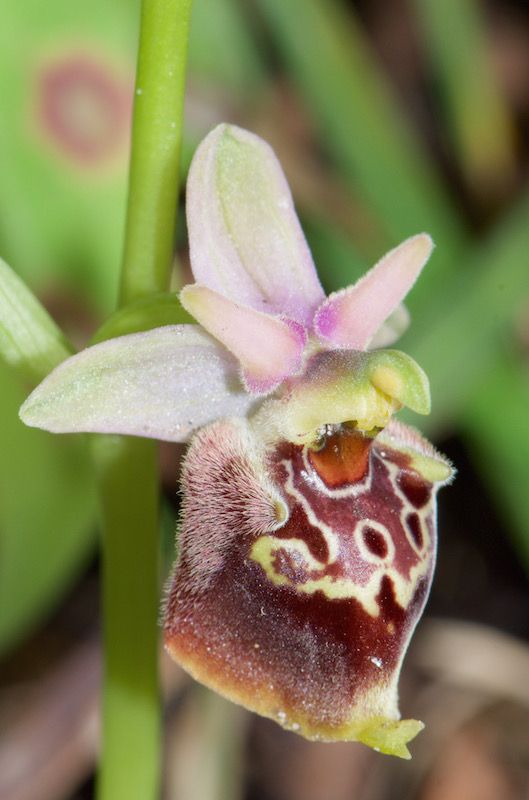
(355, 716, 425, 759)
(299, 713, 425, 758)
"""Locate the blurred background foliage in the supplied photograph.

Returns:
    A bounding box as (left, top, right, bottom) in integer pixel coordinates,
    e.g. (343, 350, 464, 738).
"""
(1, 0, 528, 798)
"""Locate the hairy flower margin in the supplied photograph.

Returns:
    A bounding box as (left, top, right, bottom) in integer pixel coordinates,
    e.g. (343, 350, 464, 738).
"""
(20, 124, 453, 758)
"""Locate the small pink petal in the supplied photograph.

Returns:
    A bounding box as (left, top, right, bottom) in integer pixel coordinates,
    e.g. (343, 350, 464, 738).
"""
(186, 124, 325, 327)
(314, 234, 433, 350)
(181, 284, 307, 394)
(20, 325, 254, 442)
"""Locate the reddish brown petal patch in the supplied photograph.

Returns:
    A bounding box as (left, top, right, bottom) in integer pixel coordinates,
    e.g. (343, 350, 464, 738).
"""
(308, 427, 372, 487)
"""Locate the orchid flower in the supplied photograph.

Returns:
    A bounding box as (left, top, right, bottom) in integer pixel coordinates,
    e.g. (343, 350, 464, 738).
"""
(20, 124, 453, 758)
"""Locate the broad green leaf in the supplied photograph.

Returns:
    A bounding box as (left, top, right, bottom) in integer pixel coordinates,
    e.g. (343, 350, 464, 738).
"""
(0, 0, 140, 312)
(0, 359, 97, 654)
(0, 255, 73, 384)
(0, 261, 96, 655)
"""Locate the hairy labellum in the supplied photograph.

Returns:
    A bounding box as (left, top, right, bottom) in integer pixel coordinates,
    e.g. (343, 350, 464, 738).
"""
(164, 413, 451, 758)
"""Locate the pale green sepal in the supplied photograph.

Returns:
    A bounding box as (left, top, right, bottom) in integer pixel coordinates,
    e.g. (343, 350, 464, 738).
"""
(0, 256, 73, 384)
(20, 325, 254, 443)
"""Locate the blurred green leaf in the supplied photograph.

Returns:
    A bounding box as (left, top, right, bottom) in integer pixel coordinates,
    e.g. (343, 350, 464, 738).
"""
(413, 0, 515, 194)
(0, 255, 73, 384)
(463, 353, 529, 573)
(91, 291, 194, 344)
(189, 0, 265, 96)
(0, 359, 97, 654)
(0, 0, 141, 312)
(0, 0, 268, 314)
(303, 214, 367, 291)
(0, 260, 96, 655)
(257, 0, 467, 313)
(403, 192, 529, 434)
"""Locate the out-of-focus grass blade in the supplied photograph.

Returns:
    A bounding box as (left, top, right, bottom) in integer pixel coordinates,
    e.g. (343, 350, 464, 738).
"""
(462, 354, 529, 573)
(0, 256, 73, 384)
(403, 192, 529, 435)
(413, 0, 515, 196)
(303, 214, 367, 290)
(189, 0, 266, 96)
(182, 0, 269, 172)
(0, 359, 97, 654)
(256, 0, 466, 309)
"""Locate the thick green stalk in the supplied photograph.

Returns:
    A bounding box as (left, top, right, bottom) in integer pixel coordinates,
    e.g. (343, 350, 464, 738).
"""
(120, 0, 193, 305)
(95, 436, 160, 799)
(96, 1, 193, 798)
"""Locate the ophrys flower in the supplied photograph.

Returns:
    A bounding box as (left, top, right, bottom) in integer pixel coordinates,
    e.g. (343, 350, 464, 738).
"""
(20, 124, 453, 758)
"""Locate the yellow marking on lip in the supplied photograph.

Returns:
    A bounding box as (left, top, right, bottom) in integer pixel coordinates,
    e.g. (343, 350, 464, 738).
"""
(250, 517, 433, 615)
(250, 535, 381, 616)
(252, 457, 434, 615)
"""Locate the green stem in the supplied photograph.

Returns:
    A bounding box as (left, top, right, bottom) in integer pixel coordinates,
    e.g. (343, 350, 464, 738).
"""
(120, 0, 193, 305)
(95, 1, 193, 798)
(94, 436, 160, 800)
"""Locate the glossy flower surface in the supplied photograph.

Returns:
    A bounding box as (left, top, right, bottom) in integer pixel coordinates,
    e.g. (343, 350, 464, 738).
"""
(20, 124, 453, 758)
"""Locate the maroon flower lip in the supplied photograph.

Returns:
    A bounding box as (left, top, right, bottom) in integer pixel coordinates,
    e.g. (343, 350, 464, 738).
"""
(164, 418, 450, 758)
(34, 51, 132, 166)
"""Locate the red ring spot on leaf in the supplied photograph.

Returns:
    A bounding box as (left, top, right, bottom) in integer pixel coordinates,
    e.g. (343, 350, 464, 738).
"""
(362, 526, 388, 558)
(405, 512, 423, 549)
(35, 52, 132, 166)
